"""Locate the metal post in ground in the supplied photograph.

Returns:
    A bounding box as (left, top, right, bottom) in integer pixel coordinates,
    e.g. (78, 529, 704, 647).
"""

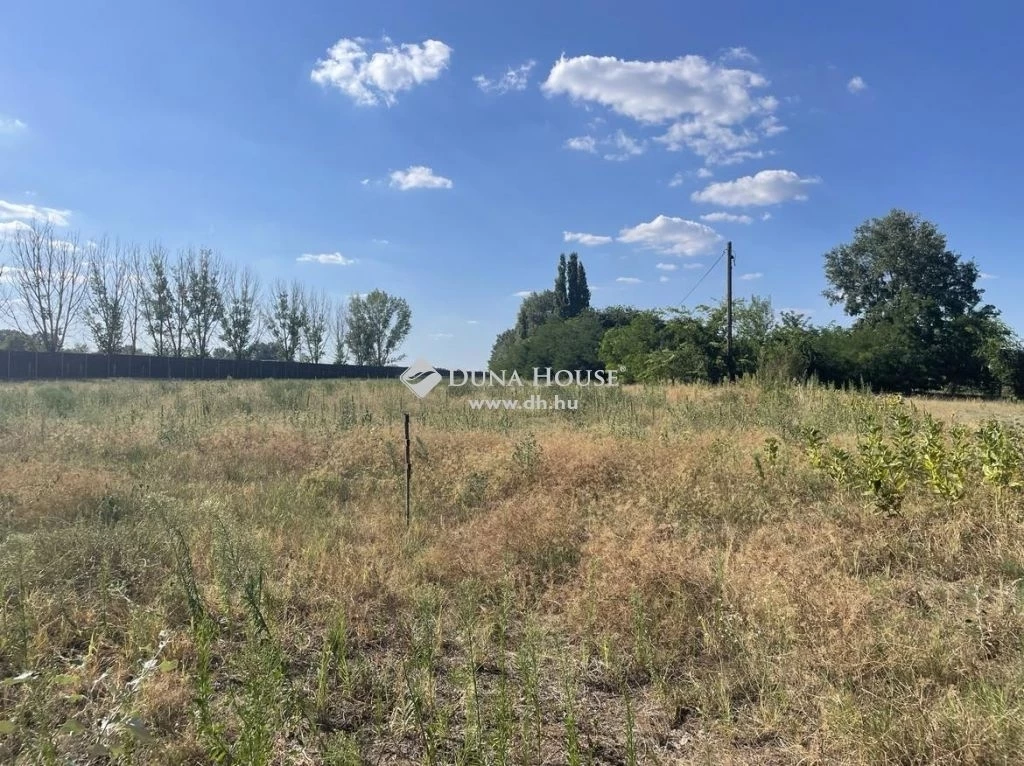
(726, 241, 735, 383)
(404, 413, 412, 527)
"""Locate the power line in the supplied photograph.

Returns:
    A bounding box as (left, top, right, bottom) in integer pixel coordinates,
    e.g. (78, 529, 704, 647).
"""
(678, 246, 727, 306)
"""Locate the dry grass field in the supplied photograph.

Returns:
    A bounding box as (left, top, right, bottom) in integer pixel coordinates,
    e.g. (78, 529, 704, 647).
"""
(2, 378, 1024, 764)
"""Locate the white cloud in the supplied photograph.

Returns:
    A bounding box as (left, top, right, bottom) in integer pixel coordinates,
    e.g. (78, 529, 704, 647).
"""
(564, 130, 646, 160)
(691, 169, 820, 207)
(360, 178, 370, 185)
(658, 130, 777, 166)
(563, 230, 612, 246)
(297, 252, 358, 265)
(760, 116, 786, 136)
(0, 116, 27, 134)
(603, 129, 646, 161)
(656, 120, 764, 163)
(701, 211, 753, 224)
(683, 262, 704, 269)
(542, 52, 782, 164)
(847, 76, 868, 94)
(740, 272, 763, 280)
(618, 215, 722, 256)
(655, 262, 677, 271)
(616, 276, 642, 284)
(659, 275, 670, 283)
(0, 266, 23, 283)
(474, 60, 536, 94)
(543, 53, 769, 123)
(429, 332, 454, 340)
(670, 166, 713, 186)
(371, 238, 389, 245)
(565, 135, 598, 153)
(466, 319, 479, 324)
(0, 261, 84, 287)
(0, 200, 71, 226)
(389, 165, 453, 190)
(761, 212, 772, 221)
(719, 47, 758, 64)
(715, 149, 773, 166)
(980, 273, 996, 280)
(0, 220, 32, 237)
(513, 290, 535, 298)
(311, 37, 452, 106)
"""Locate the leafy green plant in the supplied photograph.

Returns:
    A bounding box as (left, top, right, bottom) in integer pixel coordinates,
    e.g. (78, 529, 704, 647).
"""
(920, 416, 968, 502)
(512, 433, 543, 474)
(516, 626, 543, 764)
(754, 436, 782, 481)
(560, 658, 583, 766)
(856, 418, 909, 515)
(194, 619, 230, 763)
(977, 419, 1022, 489)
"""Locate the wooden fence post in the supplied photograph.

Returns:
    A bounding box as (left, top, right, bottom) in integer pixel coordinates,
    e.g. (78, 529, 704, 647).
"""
(404, 413, 412, 527)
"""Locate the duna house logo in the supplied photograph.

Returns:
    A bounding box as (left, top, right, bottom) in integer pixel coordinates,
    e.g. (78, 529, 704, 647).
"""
(400, 358, 443, 399)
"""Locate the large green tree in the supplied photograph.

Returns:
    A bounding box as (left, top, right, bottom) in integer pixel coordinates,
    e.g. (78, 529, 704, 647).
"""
(181, 248, 224, 359)
(85, 238, 130, 355)
(220, 266, 261, 360)
(758, 311, 817, 383)
(595, 305, 644, 330)
(142, 245, 175, 356)
(493, 313, 603, 374)
(493, 252, 600, 370)
(302, 289, 331, 363)
(488, 328, 523, 372)
(546, 253, 592, 320)
(345, 289, 412, 366)
(265, 280, 307, 362)
(0, 330, 44, 352)
(598, 311, 664, 382)
(565, 253, 591, 317)
(525, 313, 603, 371)
(822, 209, 1002, 391)
(4, 222, 88, 352)
(514, 290, 561, 339)
(691, 297, 775, 378)
(554, 255, 568, 318)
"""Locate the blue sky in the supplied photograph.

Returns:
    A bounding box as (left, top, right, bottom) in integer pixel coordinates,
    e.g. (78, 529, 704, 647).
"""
(1, 1, 1021, 368)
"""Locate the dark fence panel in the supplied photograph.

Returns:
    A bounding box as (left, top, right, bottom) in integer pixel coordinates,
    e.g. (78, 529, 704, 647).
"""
(2, 350, 418, 382)
(37, 352, 60, 379)
(68, 353, 91, 378)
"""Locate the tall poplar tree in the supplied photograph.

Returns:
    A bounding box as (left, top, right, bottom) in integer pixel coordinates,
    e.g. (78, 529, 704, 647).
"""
(554, 254, 569, 317)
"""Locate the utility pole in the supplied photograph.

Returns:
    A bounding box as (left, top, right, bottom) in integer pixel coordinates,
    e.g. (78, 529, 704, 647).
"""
(726, 241, 735, 383)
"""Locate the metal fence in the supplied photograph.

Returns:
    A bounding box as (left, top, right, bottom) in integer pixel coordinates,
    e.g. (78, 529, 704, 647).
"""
(1, 350, 411, 382)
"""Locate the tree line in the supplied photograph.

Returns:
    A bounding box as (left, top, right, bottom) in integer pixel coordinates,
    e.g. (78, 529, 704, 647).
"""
(0, 222, 412, 365)
(491, 210, 1024, 397)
